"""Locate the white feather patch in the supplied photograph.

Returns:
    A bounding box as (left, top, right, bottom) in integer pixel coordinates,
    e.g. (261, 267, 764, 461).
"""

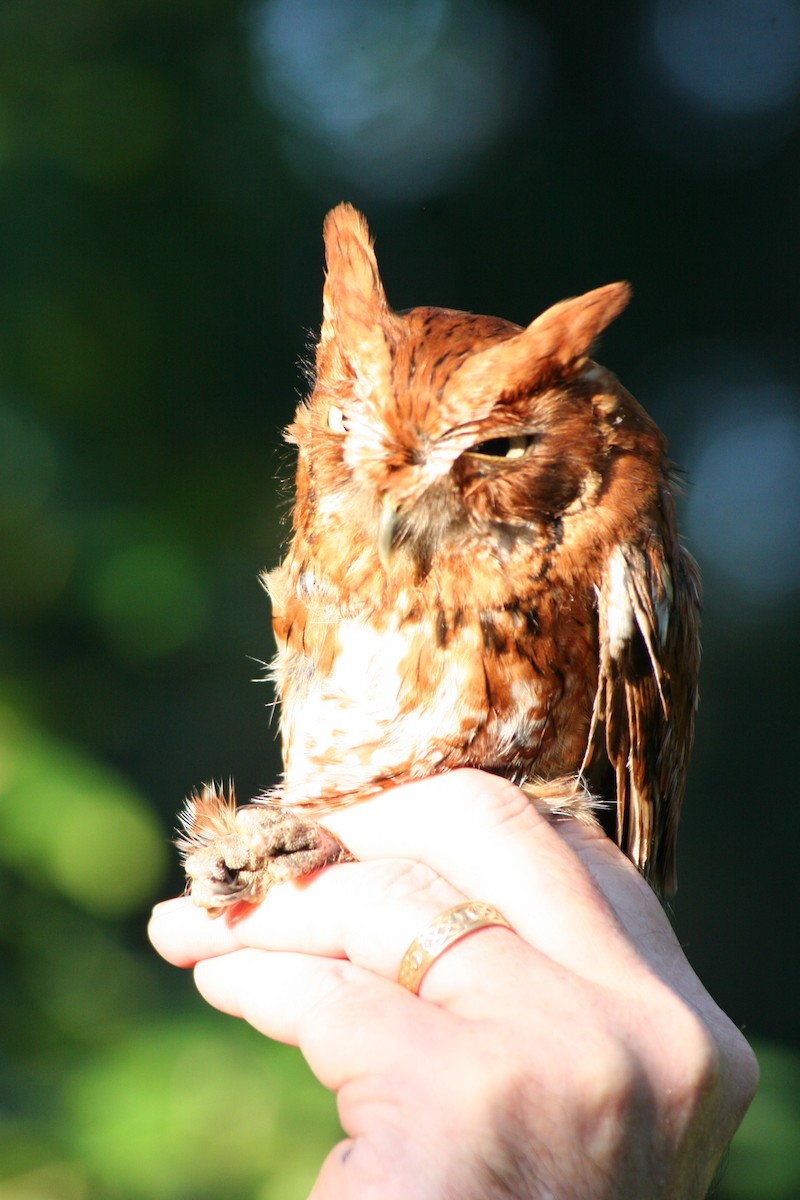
(657, 560, 673, 646)
(606, 546, 635, 658)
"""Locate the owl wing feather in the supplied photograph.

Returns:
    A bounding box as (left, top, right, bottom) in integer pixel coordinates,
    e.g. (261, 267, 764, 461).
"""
(583, 531, 702, 893)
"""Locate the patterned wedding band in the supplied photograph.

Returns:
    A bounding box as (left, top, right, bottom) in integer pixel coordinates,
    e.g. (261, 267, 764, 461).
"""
(398, 901, 513, 995)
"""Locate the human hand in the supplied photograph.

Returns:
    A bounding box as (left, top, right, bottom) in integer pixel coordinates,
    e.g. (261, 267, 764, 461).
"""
(148, 771, 758, 1199)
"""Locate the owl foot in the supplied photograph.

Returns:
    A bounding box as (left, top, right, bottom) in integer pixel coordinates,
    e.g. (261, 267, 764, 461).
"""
(177, 784, 354, 917)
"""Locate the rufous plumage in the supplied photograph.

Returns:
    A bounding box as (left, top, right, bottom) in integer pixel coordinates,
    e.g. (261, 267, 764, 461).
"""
(180, 203, 701, 914)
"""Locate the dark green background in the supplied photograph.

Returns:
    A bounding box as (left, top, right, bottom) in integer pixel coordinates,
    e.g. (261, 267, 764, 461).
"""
(2, 1, 798, 1196)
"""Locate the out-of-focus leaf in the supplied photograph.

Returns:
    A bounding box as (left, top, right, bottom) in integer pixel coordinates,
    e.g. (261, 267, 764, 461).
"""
(0, 702, 166, 915)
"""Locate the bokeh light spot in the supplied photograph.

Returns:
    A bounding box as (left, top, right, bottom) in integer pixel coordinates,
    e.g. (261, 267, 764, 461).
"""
(686, 385, 800, 606)
(253, 0, 546, 201)
(649, 0, 800, 116)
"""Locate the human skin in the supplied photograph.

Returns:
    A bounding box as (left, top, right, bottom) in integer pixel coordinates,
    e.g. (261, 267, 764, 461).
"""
(149, 770, 758, 1200)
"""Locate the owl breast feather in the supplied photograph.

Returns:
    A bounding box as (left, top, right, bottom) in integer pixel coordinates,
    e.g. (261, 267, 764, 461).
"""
(272, 575, 599, 812)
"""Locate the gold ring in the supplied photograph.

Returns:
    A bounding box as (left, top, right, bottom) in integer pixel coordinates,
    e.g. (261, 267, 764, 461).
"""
(398, 901, 512, 995)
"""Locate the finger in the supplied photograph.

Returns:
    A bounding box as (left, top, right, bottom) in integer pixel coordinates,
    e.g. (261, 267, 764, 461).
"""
(192, 941, 599, 1102)
(152, 771, 659, 989)
(151, 860, 530, 1015)
(150, 858, 460, 966)
(149, 860, 453, 964)
(307, 1141, 356, 1200)
(148, 895, 229, 967)
(309, 1131, 434, 1200)
(192, 947, 456, 1090)
(321, 770, 646, 983)
(152, 771, 647, 988)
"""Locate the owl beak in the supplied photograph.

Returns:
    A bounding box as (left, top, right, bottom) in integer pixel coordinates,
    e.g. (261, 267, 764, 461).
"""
(378, 496, 400, 570)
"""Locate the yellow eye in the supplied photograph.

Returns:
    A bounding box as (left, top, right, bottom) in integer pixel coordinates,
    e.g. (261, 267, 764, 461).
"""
(327, 405, 346, 433)
(467, 434, 534, 460)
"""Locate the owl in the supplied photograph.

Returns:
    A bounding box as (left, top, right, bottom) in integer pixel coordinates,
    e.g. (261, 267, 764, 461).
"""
(180, 203, 702, 915)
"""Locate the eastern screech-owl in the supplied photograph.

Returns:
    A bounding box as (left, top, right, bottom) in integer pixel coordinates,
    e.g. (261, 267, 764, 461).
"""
(180, 203, 701, 914)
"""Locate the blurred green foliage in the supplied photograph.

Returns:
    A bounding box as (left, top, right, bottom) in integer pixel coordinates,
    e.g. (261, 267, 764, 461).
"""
(722, 1042, 800, 1200)
(0, 701, 165, 913)
(1, 0, 799, 1195)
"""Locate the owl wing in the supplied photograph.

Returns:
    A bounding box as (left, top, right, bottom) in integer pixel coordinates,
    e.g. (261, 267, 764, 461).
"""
(581, 531, 702, 893)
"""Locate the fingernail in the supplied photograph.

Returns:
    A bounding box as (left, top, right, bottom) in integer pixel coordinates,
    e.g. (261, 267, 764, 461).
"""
(150, 895, 191, 917)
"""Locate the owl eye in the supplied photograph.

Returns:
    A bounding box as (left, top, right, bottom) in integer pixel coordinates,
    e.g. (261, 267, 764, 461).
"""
(466, 434, 535, 460)
(327, 406, 347, 433)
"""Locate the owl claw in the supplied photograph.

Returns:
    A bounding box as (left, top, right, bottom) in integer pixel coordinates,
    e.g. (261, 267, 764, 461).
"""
(178, 787, 354, 916)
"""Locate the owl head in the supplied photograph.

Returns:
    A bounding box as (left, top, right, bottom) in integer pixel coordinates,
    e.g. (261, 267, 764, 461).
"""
(290, 204, 656, 570)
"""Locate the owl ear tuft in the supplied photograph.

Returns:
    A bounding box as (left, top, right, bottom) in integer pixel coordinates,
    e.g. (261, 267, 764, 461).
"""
(448, 283, 631, 406)
(522, 282, 631, 371)
(319, 204, 389, 368)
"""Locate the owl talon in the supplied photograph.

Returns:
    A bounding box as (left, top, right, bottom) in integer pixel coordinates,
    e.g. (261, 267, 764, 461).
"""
(177, 786, 353, 917)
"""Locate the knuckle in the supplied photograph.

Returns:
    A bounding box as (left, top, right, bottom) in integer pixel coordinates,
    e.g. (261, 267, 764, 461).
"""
(379, 857, 456, 911)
